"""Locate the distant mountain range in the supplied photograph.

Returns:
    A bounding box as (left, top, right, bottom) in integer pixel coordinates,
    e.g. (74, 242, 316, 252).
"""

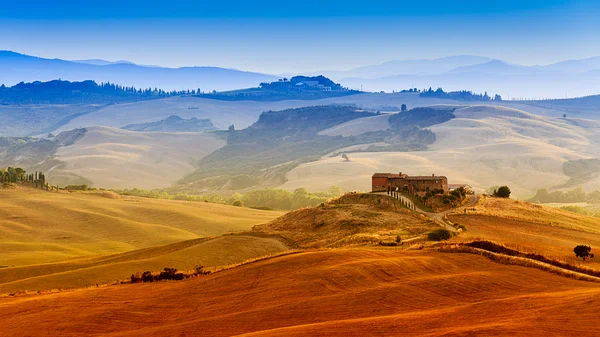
(323, 57, 600, 98)
(0, 51, 278, 92)
(1, 51, 600, 98)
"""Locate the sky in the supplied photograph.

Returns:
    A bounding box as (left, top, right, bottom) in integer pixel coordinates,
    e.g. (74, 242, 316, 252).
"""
(0, 0, 599, 74)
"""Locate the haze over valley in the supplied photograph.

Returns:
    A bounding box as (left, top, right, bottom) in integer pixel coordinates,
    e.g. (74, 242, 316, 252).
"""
(2, 1, 600, 335)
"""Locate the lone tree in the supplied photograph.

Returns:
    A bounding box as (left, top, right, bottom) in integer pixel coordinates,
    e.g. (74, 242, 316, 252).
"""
(401, 104, 407, 112)
(342, 153, 350, 161)
(493, 186, 511, 198)
(574, 245, 594, 262)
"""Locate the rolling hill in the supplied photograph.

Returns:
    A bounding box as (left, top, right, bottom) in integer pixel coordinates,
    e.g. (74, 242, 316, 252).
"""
(53, 126, 226, 189)
(2, 249, 600, 336)
(0, 51, 277, 92)
(0, 187, 283, 267)
(282, 104, 600, 198)
(0, 234, 290, 295)
(253, 193, 437, 248)
(449, 196, 600, 267)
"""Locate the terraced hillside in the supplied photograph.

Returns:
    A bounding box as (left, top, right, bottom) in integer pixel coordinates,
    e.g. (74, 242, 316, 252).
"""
(2, 249, 599, 336)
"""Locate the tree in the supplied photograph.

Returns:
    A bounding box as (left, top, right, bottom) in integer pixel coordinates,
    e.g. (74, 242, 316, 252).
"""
(342, 153, 350, 161)
(563, 113, 567, 119)
(401, 104, 407, 112)
(395, 235, 402, 244)
(493, 186, 511, 198)
(574, 245, 594, 262)
(232, 200, 243, 207)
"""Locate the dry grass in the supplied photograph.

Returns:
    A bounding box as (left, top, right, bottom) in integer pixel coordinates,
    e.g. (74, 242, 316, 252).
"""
(0, 187, 284, 267)
(253, 194, 437, 248)
(454, 196, 600, 233)
(2, 249, 600, 336)
(437, 241, 600, 282)
(0, 234, 291, 295)
(449, 197, 600, 267)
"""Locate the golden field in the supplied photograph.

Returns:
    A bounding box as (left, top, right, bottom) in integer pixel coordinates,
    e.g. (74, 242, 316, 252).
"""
(2, 249, 600, 336)
(0, 187, 283, 266)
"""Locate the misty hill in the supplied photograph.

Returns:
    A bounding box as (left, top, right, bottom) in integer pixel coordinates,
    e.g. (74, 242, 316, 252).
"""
(196, 75, 360, 101)
(0, 79, 190, 104)
(0, 51, 277, 92)
(121, 115, 217, 132)
(316, 55, 493, 79)
(539, 57, 600, 73)
(177, 105, 445, 192)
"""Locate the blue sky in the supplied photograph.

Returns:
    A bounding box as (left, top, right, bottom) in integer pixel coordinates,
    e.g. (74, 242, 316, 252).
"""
(0, 0, 598, 73)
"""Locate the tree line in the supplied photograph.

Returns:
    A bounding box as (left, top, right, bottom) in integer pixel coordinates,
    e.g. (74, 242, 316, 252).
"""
(420, 87, 502, 101)
(0, 167, 48, 189)
(112, 186, 344, 210)
(528, 187, 600, 204)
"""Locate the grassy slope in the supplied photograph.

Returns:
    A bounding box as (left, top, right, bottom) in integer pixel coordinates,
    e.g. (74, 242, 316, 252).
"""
(1, 249, 599, 336)
(253, 194, 438, 248)
(0, 187, 284, 267)
(0, 234, 290, 294)
(449, 196, 600, 266)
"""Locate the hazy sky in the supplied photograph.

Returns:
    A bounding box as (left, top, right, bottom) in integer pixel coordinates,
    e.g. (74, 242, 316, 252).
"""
(1, 0, 599, 73)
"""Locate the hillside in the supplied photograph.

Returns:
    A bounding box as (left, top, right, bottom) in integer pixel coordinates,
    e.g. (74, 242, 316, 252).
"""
(179, 105, 442, 192)
(0, 51, 277, 92)
(282, 104, 600, 197)
(0, 187, 283, 267)
(2, 249, 600, 336)
(0, 234, 289, 294)
(121, 115, 217, 132)
(0, 79, 183, 104)
(53, 126, 226, 189)
(253, 193, 437, 248)
(449, 197, 600, 266)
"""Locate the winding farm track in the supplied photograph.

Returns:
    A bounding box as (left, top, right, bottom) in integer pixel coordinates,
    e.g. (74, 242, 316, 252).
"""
(374, 192, 478, 232)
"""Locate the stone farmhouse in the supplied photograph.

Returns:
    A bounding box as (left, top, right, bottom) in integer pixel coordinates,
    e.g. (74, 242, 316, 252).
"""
(372, 172, 449, 195)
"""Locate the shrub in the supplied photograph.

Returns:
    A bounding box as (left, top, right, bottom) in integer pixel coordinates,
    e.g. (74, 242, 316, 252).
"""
(428, 229, 452, 241)
(64, 184, 89, 191)
(378, 241, 398, 247)
(574, 245, 594, 262)
(455, 223, 467, 231)
(141, 271, 154, 282)
(493, 186, 511, 198)
(232, 200, 244, 207)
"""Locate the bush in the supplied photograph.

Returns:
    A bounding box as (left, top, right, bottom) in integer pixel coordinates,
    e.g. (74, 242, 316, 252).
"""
(428, 229, 453, 241)
(455, 223, 467, 231)
(493, 186, 511, 198)
(232, 200, 244, 207)
(64, 184, 89, 191)
(574, 245, 594, 262)
(378, 241, 399, 247)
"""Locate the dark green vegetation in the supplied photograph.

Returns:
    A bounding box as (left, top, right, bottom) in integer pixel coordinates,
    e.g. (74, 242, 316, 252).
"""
(178, 105, 446, 191)
(121, 115, 217, 132)
(0, 166, 49, 189)
(427, 229, 453, 241)
(0, 80, 192, 104)
(529, 187, 600, 204)
(113, 186, 344, 211)
(562, 158, 600, 186)
(195, 75, 360, 101)
(492, 186, 512, 198)
(574, 245, 594, 262)
(420, 87, 502, 101)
